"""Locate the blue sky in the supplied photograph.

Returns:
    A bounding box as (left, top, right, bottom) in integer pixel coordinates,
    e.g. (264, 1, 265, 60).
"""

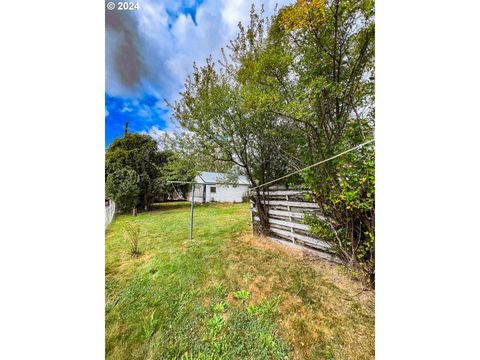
(105, 0, 293, 147)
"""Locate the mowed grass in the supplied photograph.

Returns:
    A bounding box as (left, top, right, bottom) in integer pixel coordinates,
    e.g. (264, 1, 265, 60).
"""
(106, 202, 374, 360)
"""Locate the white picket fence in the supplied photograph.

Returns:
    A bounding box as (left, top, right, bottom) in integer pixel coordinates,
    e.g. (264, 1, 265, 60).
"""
(250, 188, 341, 263)
(105, 200, 116, 228)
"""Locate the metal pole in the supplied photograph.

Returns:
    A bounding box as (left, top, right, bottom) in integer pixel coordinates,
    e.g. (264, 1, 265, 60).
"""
(190, 184, 195, 241)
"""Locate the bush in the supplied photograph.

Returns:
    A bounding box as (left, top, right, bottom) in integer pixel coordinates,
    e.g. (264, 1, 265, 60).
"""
(304, 143, 375, 286)
(106, 168, 140, 213)
(124, 221, 141, 256)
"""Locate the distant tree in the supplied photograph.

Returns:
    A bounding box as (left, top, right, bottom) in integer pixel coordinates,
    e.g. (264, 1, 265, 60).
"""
(105, 133, 168, 211)
(105, 168, 140, 213)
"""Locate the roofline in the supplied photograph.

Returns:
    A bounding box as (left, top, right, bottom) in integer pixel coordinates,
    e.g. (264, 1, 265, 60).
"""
(197, 173, 207, 183)
(195, 172, 249, 185)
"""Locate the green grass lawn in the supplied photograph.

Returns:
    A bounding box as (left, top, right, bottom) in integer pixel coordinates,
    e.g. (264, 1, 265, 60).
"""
(106, 202, 374, 360)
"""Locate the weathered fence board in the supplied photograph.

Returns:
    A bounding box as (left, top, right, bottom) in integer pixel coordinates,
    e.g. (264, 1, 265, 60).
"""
(268, 209, 306, 219)
(251, 188, 340, 263)
(253, 208, 330, 221)
(253, 216, 310, 231)
(266, 237, 341, 263)
(259, 200, 320, 208)
(269, 227, 332, 250)
(252, 207, 306, 219)
(260, 190, 311, 196)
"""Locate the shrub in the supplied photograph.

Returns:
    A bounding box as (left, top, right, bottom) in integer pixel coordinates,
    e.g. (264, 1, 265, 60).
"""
(106, 168, 140, 213)
(303, 143, 375, 287)
(124, 221, 141, 256)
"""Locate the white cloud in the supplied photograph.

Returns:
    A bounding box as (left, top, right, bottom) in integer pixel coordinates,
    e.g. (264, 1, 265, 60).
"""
(120, 105, 133, 113)
(106, 0, 294, 102)
(106, 0, 294, 140)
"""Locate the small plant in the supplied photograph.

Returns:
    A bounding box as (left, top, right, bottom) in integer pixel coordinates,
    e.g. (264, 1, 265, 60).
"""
(212, 302, 227, 313)
(246, 296, 281, 317)
(206, 314, 224, 337)
(212, 282, 226, 297)
(350, 301, 362, 313)
(179, 352, 215, 360)
(233, 290, 250, 302)
(258, 332, 276, 350)
(124, 221, 141, 256)
(246, 304, 260, 315)
(142, 311, 158, 339)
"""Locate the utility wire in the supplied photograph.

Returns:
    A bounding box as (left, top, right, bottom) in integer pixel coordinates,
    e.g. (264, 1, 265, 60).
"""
(249, 139, 375, 191)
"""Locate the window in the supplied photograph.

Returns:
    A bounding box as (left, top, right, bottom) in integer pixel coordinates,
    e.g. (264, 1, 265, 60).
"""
(210, 186, 216, 193)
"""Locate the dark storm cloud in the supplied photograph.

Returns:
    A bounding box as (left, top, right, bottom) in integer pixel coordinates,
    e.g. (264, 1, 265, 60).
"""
(105, 8, 146, 90)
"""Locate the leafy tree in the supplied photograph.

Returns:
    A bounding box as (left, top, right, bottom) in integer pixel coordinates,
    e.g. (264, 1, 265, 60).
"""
(105, 168, 140, 213)
(168, 8, 292, 232)
(105, 133, 168, 211)
(170, 1, 375, 283)
(271, 0, 375, 282)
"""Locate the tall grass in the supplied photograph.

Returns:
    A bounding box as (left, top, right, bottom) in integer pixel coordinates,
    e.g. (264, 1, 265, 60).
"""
(124, 221, 141, 256)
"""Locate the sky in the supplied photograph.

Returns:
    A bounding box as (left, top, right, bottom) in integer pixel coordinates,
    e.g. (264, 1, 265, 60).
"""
(105, 0, 293, 147)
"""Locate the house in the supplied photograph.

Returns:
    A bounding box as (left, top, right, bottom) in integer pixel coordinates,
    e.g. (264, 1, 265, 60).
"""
(189, 171, 250, 203)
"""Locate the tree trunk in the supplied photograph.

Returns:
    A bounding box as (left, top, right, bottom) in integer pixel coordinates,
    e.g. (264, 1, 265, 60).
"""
(253, 187, 270, 235)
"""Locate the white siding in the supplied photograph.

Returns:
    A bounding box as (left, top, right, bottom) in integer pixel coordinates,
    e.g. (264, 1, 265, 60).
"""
(206, 184, 248, 203)
(189, 183, 205, 203)
(188, 184, 248, 203)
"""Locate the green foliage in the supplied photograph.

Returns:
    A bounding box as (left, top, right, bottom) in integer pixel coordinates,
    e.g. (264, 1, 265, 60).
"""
(232, 290, 250, 302)
(206, 314, 224, 337)
(304, 143, 375, 280)
(212, 302, 227, 313)
(304, 213, 336, 242)
(178, 352, 215, 360)
(105, 133, 168, 211)
(105, 132, 199, 208)
(169, 6, 295, 234)
(142, 310, 158, 339)
(246, 296, 281, 317)
(105, 168, 140, 213)
(171, 0, 375, 283)
(273, 0, 375, 275)
(247, 0, 376, 282)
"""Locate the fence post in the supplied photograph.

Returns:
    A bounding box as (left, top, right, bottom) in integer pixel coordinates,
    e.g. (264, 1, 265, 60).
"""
(249, 200, 254, 234)
(190, 184, 195, 241)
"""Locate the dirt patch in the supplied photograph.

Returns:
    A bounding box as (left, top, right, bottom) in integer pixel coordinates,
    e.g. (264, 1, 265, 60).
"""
(240, 232, 305, 260)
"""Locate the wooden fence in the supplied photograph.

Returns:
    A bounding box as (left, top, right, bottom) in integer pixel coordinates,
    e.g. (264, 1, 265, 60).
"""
(250, 188, 341, 263)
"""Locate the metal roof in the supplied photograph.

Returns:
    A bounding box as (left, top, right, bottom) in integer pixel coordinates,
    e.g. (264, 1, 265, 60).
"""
(196, 171, 249, 185)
